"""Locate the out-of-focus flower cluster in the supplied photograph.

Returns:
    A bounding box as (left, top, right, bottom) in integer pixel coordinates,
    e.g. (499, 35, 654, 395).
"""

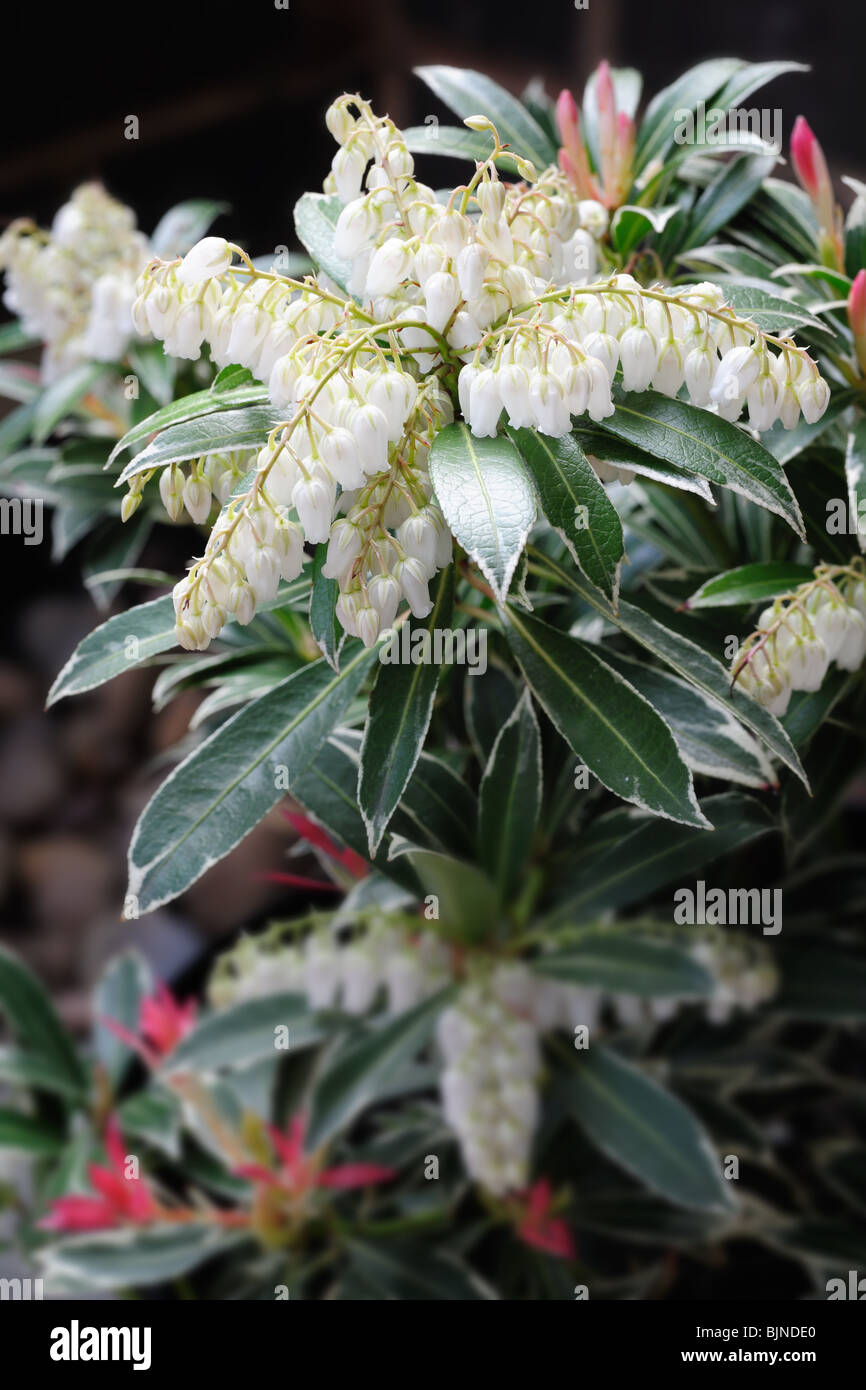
(0, 183, 150, 381)
(733, 564, 866, 716)
(127, 93, 830, 653)
(210, 921, 774, 1197)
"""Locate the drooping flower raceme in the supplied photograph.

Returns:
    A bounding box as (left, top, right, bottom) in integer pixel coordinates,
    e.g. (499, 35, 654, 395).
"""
(0, 183, 150, 381)
(127, 94, 831, 653)
(732, 564, 866, 716)
(210, 921, 760, 1197)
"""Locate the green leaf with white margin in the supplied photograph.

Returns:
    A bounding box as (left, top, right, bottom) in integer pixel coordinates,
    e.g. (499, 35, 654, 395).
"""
(845, 420, 866, 554)
(150, 199, 230, 257)
(310, 543, 341, 669)
(528, 549, 807, 785)
(347, 1240, 495, 1300)
(682, 152, 778, 251)
(164, 993, 327, 1073)
(502, 607, 709, 828)
(41, 1225, 246, 1290)
(389, 845, 499, 940)
(563, 1044, 733, 1212)
(118, 1088, 183, 1160)
(47, 577, 309, 706)
(359, 566, 454, 855)
(293, 191, 352, 294)
(0, 948, 87, 1093)
(127, 642, 380, 914)
(116, 403, 283, 485)
(402, 125, 520, 175)
(611, 205, 680, 257)
(601, 388, 804, 537)
(634, 58, 743, 172)
(33, 362, 109, 444)
(108, 382, 269, 466)
(685, 561, 815, 609)
(477, 689, 541, 900)
(92, 951, 153, 1088)
(534, 932, 713, 997)
(544, 792, 774, 922)
(414, 65, 557, 169)
(598, 647, 776, 790)
(572, 427, 714, 500)
(0, 1108, 64, 1155)
(717, 283, 825, 336)
(0, 1048, 87, 1101)
(307, 986, 454, 1150)
(429, 423, 535, 601)
(508, 427, 624, 601)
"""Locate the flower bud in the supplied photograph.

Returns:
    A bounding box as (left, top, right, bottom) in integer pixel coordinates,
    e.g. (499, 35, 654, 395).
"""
(177, 237, 232, 288)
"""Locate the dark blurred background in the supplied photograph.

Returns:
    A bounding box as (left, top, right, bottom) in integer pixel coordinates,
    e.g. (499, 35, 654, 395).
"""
(1, 0, 864, 1021)
(2, 0, 865, 243)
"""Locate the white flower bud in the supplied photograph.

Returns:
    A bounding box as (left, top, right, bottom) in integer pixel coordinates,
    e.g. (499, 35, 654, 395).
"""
(475, 180, 506, 221)
(333, 196, 374, 260)
(395, 556, 433, 617)
(331, 144, 367, 203)
(796, 374, 830, 425)
(684, 344, 716, 406)
(710, 344, 761, 405)
(159, 464, 184, 522)
(182, 474, 213, 525)
(424, 270, 461, 333)
(351, 402, 390, 474)
(292, 473, 334, 544)
(322, 518, 363, 581)
(367, 573, 401, 629)
(321, 427, 365, 488)
(619, 325, 658, 393)
(365, 237, 414, 298)
(177, 237, 232, 288)
(456, 244, 489, 301)
(468, 368, 502, 438)
(398, 510, 439, 576)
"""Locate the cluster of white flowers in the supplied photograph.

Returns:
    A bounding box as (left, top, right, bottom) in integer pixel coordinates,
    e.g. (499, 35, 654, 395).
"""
(210, 922, 774, 1193)
(690, 937, 778, 1024)
(733, 568, 866, 716)
(128, 92, 830, 652)
(209, 921, 451, 1016)
(0, 183, 149, 381)
(459, 276, 831, 440)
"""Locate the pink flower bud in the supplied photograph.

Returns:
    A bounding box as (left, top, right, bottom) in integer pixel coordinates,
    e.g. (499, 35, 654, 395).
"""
(849, 270, 866, 375)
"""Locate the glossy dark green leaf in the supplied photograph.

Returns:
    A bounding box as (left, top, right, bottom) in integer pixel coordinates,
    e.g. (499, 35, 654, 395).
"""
(359, 566, 454, 854)
(685, 562, 815, 609)
(307, 987, 453, 1149)
(127, 643, 379, 913)
(534, 933, 713, 997)
(0, 949, 87, 1092)
(529, 550, 807, 784)
(502, 607, 708, 828)
(293, 192, 352, 294)
(430, 424, 535, 601)
(545, 792, 774, 921)
(477, 689, 541, 899)
(117, 403, 282, 484)
(508, 427, 624, 600)
(414, 65, 557, 168)
(601, 388, 804, 537)
(310, 543, 340, 668)
(564, 1045, 733, 1212)
(108, 382, 269, 466)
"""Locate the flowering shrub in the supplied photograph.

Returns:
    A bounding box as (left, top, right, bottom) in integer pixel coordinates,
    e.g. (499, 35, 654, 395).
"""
(1, 58, 865, 1301)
